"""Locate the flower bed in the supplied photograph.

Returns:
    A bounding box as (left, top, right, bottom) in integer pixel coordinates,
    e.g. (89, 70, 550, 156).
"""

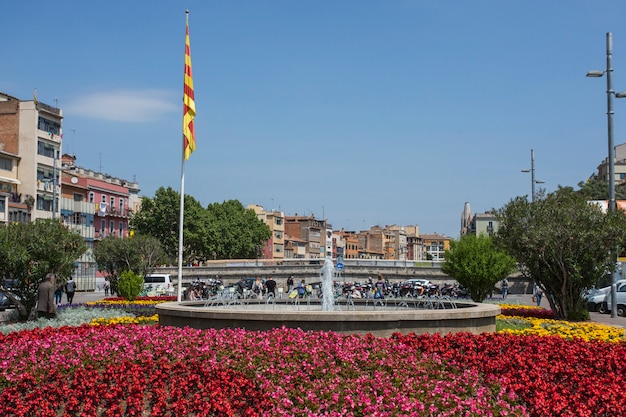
(498, 304, 555, 319)
(1, 325, 625, 416)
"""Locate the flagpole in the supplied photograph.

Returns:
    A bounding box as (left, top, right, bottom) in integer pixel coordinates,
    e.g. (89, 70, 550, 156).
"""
(177, 9, 195, 302)
(177, 157, 185, 302)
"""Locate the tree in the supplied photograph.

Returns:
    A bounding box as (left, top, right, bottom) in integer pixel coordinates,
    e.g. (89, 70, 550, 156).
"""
(130, 186, 208, 264)
(93, 234, 165, 295)
(495, 187, 626, 320)
(441, 234, 517, 302)
(205, 200, 271, 259)
(0, 219, 86, 320)
(577, 175, 626, 200)
(131, 187, 271, 262)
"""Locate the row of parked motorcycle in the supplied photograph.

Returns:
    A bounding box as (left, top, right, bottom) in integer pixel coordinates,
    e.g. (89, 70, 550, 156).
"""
(339, 279, 469, 299)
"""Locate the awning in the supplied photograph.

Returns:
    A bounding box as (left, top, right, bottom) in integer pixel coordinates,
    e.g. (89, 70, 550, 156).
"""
(0, 176, 20, 185)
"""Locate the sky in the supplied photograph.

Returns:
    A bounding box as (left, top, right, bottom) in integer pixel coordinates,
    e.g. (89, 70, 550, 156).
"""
(3, 1, 626, 238)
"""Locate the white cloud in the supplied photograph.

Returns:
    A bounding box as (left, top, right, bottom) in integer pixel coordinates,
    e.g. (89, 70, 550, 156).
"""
(64, 89, 178, 122)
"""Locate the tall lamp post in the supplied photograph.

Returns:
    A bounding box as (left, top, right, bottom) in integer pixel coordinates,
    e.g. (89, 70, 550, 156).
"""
(587, 31, 626, 318)
(521, 149, 545, 202)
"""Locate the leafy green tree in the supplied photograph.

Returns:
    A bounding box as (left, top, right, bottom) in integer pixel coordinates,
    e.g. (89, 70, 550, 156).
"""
(577, 175, 626, 200)
(131, 187, 271, 262)
(0, 219, 86, 320)
(205, 200, 271, 259)
(441, 234, 517, 302)
(116, 270, 144, 301)
(495, 187, 626, 320)
(93, 234, 165, 295)
(130, 186, 208, 264)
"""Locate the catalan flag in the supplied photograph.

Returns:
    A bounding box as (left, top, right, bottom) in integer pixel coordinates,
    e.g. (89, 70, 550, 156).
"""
(182, 11, 196, 160)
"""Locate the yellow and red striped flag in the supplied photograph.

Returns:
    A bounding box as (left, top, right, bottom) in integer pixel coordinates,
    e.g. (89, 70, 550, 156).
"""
(182, 11, 196, 160)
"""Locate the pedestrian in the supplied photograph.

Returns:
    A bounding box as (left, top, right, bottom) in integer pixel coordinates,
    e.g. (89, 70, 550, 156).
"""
(501, 278, 509, 299)
(37, 273, 57, 319)
(104, 278, 111, 296)
(535, 285, 543, 306)
(287, 275, 294, 293)
(53, 282, 63, 305)
(236, 277, 246, 297)
(265, 276, 277, 298)
(375, 274, 386, 299)
(65, 277, 77, 305)
(297, 279, 306, 298)
(251, 276, 264, 298)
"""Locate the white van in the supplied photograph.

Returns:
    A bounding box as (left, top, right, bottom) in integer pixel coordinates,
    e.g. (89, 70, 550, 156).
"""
(605, 281, 626, 316)
(143, 274, 173, 294)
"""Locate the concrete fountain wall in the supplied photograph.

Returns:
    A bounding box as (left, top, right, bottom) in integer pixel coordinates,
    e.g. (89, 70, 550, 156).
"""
(156, 300, 500, 337)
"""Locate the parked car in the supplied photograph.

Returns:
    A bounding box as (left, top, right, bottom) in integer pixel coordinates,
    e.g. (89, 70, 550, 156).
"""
(143, 274, 174, 294)
(606, 281, 626, 317)
(588, 279, 626, 314)
(0, 290, 16, 311)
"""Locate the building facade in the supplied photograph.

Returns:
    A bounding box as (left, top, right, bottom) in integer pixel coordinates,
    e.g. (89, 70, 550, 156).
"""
(248, 204, 285, 261)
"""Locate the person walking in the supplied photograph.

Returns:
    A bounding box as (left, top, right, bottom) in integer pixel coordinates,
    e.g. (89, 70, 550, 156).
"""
(53, 282, 63, 305)
(65, 277, 77, 305)
(37, 273, 57, 319)
(287, 275, 294, 293)
(534, 285, 543, 306)
(104, 278, 111, 296)
(501, 278, 509, 300)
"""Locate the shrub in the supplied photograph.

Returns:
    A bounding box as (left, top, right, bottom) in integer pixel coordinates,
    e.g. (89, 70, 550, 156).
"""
(116, 270, 143, 301)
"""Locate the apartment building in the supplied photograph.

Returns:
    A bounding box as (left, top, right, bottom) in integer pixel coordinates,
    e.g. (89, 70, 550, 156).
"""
(248, 204, 285, 260)
(0, 92, 139, 289)
(284, 215, 328, 258)
(0, 92, 62, 222)
(420, 233, 450, 261)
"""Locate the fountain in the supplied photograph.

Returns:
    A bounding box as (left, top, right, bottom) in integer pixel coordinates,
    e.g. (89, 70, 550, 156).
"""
(156, 264, 500, 337)
(321, 257, 335, 311)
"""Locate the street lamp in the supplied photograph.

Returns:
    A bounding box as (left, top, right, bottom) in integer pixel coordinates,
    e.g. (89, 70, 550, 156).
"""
(587, 31, 626, 318)
(521, 149, 545, 202)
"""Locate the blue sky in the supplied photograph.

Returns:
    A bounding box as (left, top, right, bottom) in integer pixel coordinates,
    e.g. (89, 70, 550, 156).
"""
(2, 1, 626, 238)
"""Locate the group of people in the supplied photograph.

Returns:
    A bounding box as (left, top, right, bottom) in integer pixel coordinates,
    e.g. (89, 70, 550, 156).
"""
(237, 276, 278, 299)
(36, 273, 78, 319)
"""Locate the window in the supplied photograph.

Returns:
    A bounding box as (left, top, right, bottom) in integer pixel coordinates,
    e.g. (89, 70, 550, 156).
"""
(275, 217, 283, 225)
(119, 222, 124, 236)
(274, 231, 283, 239)
(89, 192, 94, 203)
(37, 117, 61, 135)
(37, 141, 56, 158)
(109, 221, 114, 235)
(0, 198, 5, 212)
(36, 195, 53, 211)
(73, 193, 83, 202)
(0, 157, 12, 171)
(110, 196, 115, 209)
(119, 198, 124, 213)
(100, 220, 106, 234)
(101, 195, 106, 203)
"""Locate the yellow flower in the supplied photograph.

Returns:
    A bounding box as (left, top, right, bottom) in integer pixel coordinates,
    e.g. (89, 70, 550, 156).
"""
(90, 315, 159, 326)
(497, 315, 625, 342)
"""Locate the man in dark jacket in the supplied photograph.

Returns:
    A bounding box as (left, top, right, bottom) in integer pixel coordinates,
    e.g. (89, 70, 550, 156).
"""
(37, 273, 57, 319)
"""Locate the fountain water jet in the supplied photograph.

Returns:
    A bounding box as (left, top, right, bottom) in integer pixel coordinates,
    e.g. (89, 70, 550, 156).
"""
(321, 257, 335, 311)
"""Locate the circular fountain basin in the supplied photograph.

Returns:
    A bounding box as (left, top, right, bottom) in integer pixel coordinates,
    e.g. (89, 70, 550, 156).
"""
(156, 299, 500, 337)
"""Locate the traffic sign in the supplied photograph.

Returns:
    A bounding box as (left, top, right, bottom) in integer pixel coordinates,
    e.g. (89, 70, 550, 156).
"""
(336, 262, 344, 270)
